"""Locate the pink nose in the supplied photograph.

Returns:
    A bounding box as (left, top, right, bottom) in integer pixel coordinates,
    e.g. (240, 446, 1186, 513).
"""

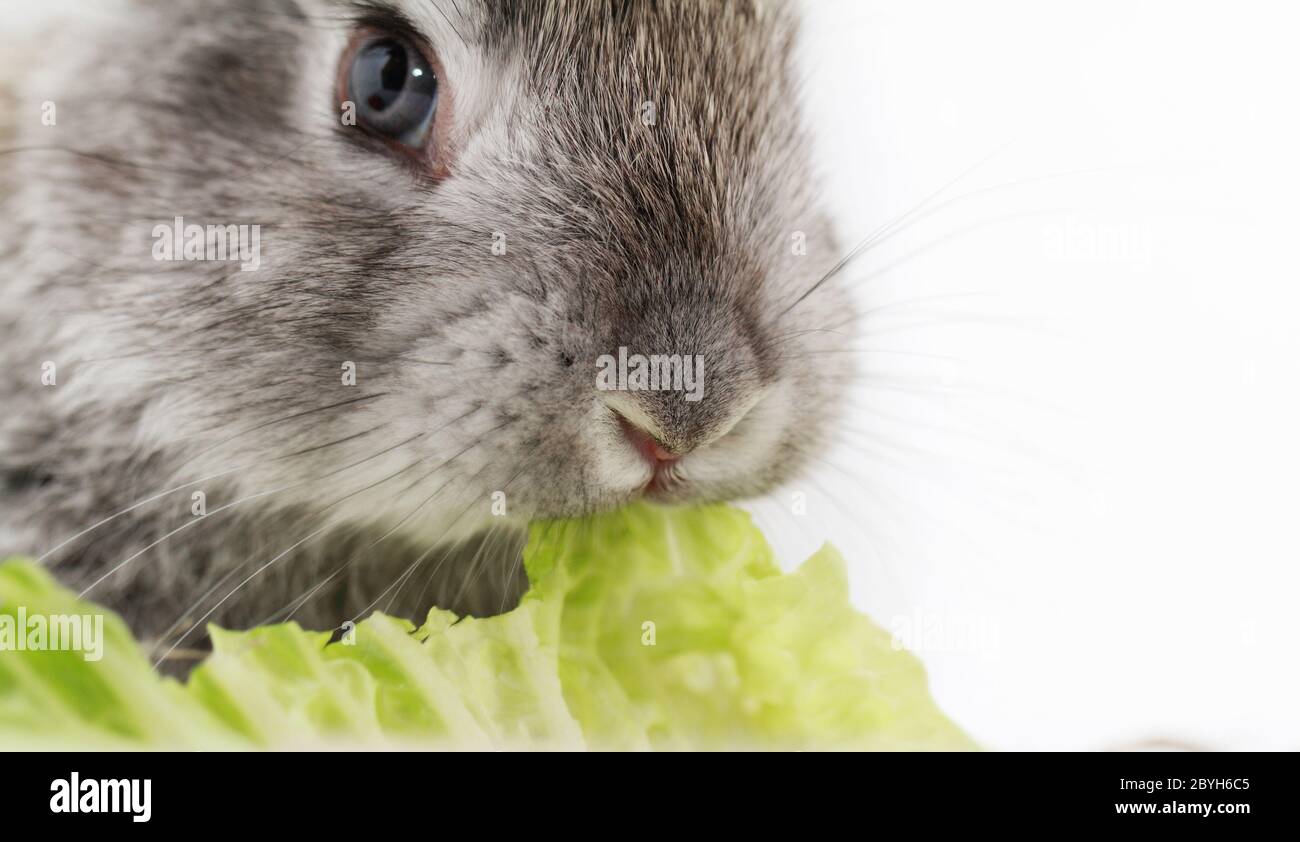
(617, 414, 680, 467)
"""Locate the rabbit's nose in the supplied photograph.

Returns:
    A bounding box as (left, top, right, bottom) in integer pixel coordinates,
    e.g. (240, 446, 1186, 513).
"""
(603, 381, 755, 462)
(616, 412, 683, 467)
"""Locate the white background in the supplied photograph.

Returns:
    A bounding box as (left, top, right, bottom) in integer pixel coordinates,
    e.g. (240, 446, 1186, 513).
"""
(4, 0, 1299, 749)
(750, 0, 1300, 749)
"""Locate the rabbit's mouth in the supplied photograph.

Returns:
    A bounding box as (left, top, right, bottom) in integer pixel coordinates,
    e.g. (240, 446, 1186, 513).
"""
(577, 384, 797, 512)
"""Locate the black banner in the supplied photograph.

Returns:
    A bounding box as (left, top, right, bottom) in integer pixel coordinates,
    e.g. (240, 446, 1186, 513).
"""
(0, 750, 1287, 829)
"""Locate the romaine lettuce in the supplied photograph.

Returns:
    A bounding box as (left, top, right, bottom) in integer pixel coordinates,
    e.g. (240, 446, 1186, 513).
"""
(0, 503, 974, 750)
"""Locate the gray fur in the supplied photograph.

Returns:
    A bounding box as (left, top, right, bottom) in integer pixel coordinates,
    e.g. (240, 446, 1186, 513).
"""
(0, 0, 854, 663)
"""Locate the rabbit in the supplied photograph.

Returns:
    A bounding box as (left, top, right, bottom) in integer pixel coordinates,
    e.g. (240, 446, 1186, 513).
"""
(0, 0, 855, 666)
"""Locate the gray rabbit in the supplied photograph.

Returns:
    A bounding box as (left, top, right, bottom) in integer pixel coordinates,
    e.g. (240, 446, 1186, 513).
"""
(0, 0, 854, 665)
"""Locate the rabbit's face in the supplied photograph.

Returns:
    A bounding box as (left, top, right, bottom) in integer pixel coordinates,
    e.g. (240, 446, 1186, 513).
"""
(18, 0, 854, 543)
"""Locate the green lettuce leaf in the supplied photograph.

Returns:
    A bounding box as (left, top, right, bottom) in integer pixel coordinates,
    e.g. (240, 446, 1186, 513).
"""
(0, 503, 974, 750)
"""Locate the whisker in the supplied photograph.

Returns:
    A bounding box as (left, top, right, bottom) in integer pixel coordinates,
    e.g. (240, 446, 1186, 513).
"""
(75, 474, 320, 600)
(782, 157, 1142, 315)
(152, 522, 336, 668)
(245, 422, 520, 628)
(37, 465, 250, 563)
(367, 426, 511, 544)
(781, 145, 1008, 316)
(385, 437, 544, 613)
(356, 440, 544, 624)
(444, 446, 547, 609)
(78, 430, 427, 596)
(856, 291, 995, 320)
(845, 207, 1073, 290)
(786, 347, 964, 363)
(154, 428, 478, 650)
(38, 424, 391, 563)
(155, 551, 268, 646)
(173, 392, 389, 473)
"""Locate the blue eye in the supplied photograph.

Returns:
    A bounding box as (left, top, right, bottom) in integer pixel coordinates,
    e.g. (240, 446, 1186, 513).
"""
(347, 35, 438, 149)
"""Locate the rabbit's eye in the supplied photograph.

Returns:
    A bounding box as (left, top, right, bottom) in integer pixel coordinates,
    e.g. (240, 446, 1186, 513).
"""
(345, 33, 438, 151)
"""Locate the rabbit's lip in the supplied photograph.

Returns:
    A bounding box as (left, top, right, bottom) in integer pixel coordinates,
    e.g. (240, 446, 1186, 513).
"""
(641, 464, 687, 500)
(643, 473, 673, 497)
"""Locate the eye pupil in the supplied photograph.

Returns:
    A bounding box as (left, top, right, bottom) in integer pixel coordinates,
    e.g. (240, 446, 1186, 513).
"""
(347, 35, 438, 148)
(377, 44, 408, 106)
